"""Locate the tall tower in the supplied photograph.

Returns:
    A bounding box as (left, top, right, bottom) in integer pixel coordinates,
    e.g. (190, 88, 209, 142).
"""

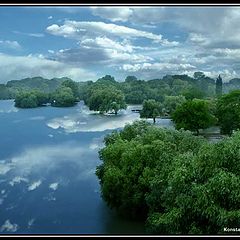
(216, 74, 223, 96)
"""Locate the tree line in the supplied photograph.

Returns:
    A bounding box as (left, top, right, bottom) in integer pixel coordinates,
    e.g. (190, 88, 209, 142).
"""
(0, 73, 215, 101)
(140, 89, 240, 136)
(14, 79, 79, 108)
(0, 72, 227, 105)
(10, 73, 240, 135)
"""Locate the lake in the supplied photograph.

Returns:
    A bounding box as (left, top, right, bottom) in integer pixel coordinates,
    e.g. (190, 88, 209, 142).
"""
(0, 100, 174, 234)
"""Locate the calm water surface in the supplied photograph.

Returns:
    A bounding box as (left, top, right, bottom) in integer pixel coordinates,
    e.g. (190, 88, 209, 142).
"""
(0, 100, 173, 234)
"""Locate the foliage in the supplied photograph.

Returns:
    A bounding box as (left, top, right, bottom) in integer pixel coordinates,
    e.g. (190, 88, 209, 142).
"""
(182, 87, 205, 100)
(216, 90, 240, 135)
(96, 121, 240, 234)
(15, 91, 38, 108)
(140, 99, 162, 123)
(162, 95, 186, 115)
(0, 77, 70, 100)
(171, 79, 190, 96)
(1, 73, 240, 103)
(0, 73, 224, 103)
(51, 86, 77, 107)
(125, 75, 138, 83)
(0, 84, 13, 99)
(146, 130, 240, 234)
(14, 90, 49, 108)
(93, 75, 120, 90)
(194, 71, 205, 80)
(7, 76, 67, 92)
(172, 99, 216, 134)
(14, 84, 78, 108)
(61, 79, 79, 99)
(86, 86, 126, 114)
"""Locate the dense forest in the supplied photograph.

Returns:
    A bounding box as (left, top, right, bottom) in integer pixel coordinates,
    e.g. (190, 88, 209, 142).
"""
(1, 72, 240, 103)
(0, 72, 239, 110)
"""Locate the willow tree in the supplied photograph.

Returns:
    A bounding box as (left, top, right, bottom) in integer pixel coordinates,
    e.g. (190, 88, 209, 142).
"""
(140, 99, 162, 123)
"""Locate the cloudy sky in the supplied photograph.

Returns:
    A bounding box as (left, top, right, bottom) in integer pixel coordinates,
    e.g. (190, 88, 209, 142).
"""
(1, 6, 240, 83)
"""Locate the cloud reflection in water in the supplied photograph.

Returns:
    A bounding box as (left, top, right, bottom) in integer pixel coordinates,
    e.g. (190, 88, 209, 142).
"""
(47, 105, 141, 133)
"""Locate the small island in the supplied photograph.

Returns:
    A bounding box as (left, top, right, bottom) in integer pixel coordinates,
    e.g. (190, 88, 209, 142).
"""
(14, 79, 79, 108)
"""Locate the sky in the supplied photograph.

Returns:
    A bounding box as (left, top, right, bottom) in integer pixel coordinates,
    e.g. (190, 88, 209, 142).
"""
(0, 6, 240, 83)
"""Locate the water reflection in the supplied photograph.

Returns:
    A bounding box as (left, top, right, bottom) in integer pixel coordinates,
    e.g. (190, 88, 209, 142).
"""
(47, 103, 141, 133)
(0, 100, 174, 234)
(0, 100, 18, 113)
(47, 102, 174, 133)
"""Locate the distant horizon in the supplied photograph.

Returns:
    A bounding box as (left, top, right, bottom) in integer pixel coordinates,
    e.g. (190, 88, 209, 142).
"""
(3, 73, 239, 84)
(1, 6, 240, 82)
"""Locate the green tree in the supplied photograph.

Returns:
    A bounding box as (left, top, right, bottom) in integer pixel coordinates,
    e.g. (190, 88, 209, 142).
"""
(182, 87, 205, 100)
(194, 71, 205, 80)
(146, 131, 240, 234)
(172, 99, 215, 135)
(162, 95, 186, 115)
(61, 79, 79, 99)
(35, 91, 49, 105)
(15, 92, 38, 108)
(51, 86, 76, 107)
(87, 87, 126, 114)
(140, 99, 162, 123)
(96, 122, 204, 224)
(171, 79, 190, 95)
(98, 75, 116, 83)
(125, 76, 138, 83)
(14, 90, 49, 108)
(95, 75, 118, 88)
(6, 76, 68, 94)
(97, 121, 240, 234)
(216, 90, 240, 135)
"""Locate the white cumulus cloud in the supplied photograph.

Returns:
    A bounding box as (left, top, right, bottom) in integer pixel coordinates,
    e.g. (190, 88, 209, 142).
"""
(91, 7, 133, 22)
(46, 20, 178, 46)
(0, 53, 96, 83)
(0, 40, 21, 50)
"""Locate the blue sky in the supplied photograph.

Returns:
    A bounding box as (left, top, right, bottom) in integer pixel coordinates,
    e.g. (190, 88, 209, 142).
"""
(0, 6, 240, 83)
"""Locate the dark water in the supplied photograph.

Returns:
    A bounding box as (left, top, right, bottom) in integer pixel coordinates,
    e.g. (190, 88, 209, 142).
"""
(0, 100, 173, 234)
